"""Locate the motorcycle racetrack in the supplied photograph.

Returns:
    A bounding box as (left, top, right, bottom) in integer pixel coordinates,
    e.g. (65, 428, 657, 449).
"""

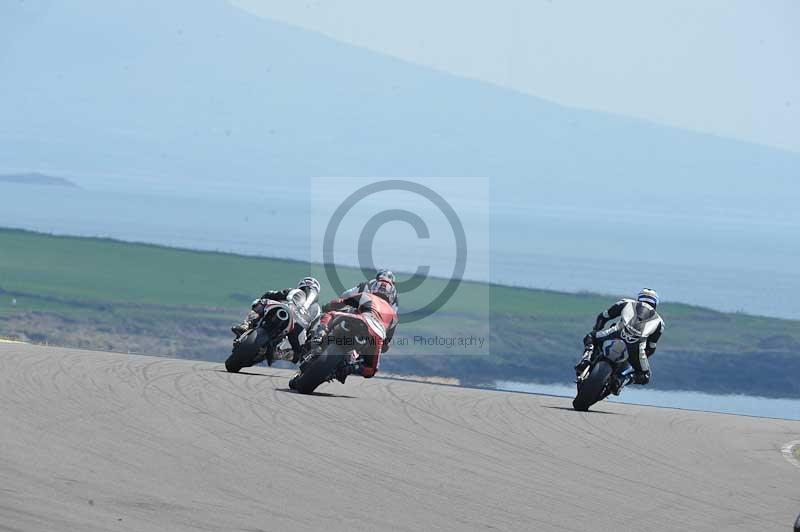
(1, 343, 798, 531)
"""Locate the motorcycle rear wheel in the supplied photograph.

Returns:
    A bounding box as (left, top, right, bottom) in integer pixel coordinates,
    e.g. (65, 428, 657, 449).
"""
(225, 329, 266, 373)
(292, 347, 346, 394)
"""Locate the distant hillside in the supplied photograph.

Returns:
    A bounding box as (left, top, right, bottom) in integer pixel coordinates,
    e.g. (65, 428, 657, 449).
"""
(0, 0, 797, 218)
(0, 173, 77, 187)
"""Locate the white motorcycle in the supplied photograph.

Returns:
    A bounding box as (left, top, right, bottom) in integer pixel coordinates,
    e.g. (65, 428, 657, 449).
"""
(225, 288, 320, 373)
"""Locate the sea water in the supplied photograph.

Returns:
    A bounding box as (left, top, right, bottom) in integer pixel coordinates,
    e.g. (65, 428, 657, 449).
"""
(495, 381, 800, 420)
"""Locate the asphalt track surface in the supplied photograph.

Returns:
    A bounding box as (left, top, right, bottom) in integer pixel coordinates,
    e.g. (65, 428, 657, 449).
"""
(1, 343, 798, 532)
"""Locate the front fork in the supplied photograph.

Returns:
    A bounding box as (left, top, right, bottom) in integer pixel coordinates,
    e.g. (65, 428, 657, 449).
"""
(575, 348, 594, 383)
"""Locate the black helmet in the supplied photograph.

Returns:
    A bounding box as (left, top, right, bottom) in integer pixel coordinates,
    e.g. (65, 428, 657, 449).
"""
(375, 269, 395, 284)
(368, 279, 397, 304)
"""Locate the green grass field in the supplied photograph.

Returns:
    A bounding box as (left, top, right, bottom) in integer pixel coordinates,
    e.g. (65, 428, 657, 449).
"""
(0, 227, 716, 319)
(2, 227, 799, 397)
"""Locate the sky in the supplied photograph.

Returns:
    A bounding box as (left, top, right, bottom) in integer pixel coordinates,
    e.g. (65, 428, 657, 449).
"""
(231, 0, 800, 153)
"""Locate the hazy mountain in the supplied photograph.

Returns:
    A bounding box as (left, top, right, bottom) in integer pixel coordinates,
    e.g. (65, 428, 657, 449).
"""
(0, 173, 77, 187)
(1, 0, 798, 214)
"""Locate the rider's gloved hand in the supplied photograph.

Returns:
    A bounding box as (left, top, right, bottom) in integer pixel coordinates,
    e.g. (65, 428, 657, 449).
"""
(322, 298, 343, 313)
(304, 330, 323, 353)
(583, 333, 596, 350)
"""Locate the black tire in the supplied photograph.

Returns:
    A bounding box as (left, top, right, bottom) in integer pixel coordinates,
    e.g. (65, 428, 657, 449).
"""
(225, 329, 266, 373)
(573, 361, 613, 411)
(293, 347, 346, 394)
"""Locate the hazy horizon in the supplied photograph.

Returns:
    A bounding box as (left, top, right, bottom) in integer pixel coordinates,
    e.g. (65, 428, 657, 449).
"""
(232, 0, 800, 154)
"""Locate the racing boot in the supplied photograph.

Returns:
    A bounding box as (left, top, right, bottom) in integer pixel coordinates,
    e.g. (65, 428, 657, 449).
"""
(231, 310, 260, 336)
(302, 322, 327, 355)
(291, 330, 320, 364)
(335, 360, 364, 384)
(610, 372, 633, 396)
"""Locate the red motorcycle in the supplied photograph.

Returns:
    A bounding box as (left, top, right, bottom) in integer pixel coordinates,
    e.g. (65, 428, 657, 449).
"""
(288, 307, 378, 394)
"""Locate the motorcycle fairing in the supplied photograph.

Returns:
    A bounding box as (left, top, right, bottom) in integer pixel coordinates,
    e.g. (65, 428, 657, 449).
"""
(601, 339, 629, 364)
(259, 301, 294, 339)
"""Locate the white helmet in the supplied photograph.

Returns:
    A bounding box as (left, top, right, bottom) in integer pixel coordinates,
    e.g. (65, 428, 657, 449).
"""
(637, 288, 659, 308)
(297, 277, 321, 294)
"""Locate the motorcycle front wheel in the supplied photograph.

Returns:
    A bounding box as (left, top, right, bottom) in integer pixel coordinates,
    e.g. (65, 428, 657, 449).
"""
(572, 361, 613, 411)
(292, 346, 347, 394)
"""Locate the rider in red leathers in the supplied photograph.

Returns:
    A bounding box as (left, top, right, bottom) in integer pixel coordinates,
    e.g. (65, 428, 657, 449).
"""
(311, 279, 398, 382)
